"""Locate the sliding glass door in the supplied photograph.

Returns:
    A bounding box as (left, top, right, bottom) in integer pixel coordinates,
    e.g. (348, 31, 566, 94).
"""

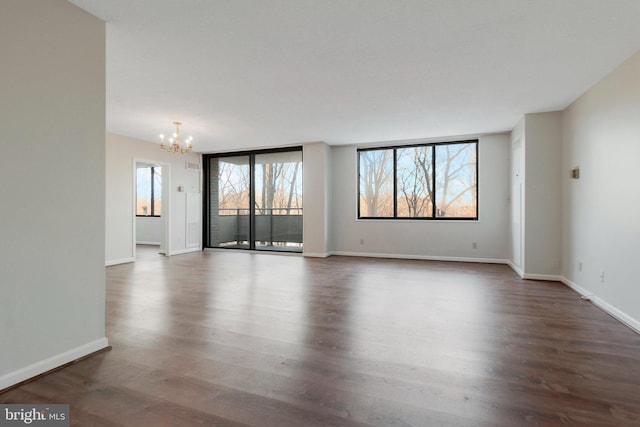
(204, 147, 302, 252)
(254, 151, 303, 251)
(208, 155, 251, 248)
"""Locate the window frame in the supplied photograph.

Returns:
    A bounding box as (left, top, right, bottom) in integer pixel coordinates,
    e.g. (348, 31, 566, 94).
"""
(357, 139, 478, 221)
(136, 165, 162, 217)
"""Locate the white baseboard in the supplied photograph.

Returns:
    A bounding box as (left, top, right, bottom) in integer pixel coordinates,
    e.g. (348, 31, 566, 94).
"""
(0, 337, 109, 391)
(105, 257, 134, 266)
(169, 247, 202, 256)
(507, 263, 562, 282)
(332, 251, 509, 264)
(560, 276, 591, 297)
(508, 261, 525, 277)
(506, 266, 639, 335)
(522, 273, 563, 281)
(303, 251, 332, 258)
(561, 277, 640, 335)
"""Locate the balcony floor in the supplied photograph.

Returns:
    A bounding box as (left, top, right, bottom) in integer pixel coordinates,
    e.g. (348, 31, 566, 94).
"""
(216, 244, 303, 253)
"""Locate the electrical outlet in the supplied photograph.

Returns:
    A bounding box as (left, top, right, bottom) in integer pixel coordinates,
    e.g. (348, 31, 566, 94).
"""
(599, 270, 605, 283)
(578, 262, 582, 272)
(472, 242, 478, 249)
(360, 238, 364, 245)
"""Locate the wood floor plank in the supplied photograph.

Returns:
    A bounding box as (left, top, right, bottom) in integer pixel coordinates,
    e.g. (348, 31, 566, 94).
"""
(3, 247, 640, 426)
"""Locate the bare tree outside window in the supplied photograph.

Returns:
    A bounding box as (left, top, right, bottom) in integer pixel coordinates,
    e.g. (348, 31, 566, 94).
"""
(359, 149, 393, 217)
(208, 149, 303, 251)
(397, 146, 433, 217)
(218, 158, 250, 214)
(358, 141, 477, 219)
(435, 144, 477, 218)
(255, 153, 302, 215)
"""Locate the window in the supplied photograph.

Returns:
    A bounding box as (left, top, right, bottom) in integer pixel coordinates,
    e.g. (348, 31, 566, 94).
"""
(136, 165, 162, 216)
(358, 140, 477, 219)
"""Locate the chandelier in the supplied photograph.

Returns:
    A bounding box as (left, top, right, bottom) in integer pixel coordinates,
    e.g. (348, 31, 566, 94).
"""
(160, 121, 193, 154)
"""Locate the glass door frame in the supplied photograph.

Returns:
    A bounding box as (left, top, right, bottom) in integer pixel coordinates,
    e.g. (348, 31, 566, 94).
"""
(203, 146, 303, 252)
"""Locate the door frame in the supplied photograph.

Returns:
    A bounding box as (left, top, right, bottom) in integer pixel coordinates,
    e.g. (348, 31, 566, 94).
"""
(133, 158, 171, 260)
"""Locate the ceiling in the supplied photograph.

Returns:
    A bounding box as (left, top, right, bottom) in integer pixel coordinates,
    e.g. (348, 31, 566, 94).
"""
(67, 0, 640, 153)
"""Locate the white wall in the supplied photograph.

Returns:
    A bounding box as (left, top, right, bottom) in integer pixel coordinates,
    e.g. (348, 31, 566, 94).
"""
(0, 0, 108, 389)
(523, 112, 563, 277)
(136, 216, 162, 245)
(302, 142, 332, 257)
(509, 118, 525, 270)
(562, 50, 640, 329)
(106, 133, 201, 265)
(106, 134, 134, 263)
(330, 134, 510, 261)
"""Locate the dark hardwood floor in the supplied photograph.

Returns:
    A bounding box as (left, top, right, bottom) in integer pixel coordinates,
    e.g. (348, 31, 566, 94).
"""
(3, 249, 640, 426)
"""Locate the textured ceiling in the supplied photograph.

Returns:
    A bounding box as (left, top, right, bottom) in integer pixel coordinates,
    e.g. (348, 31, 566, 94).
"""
(68, 0, 640, 152)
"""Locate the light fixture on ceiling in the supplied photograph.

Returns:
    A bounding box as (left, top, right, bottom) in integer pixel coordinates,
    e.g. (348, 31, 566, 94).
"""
(160, 121, 193, 154)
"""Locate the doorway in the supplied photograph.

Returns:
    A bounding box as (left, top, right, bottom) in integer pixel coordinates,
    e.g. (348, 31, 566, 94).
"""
(134, 160, 170, 259)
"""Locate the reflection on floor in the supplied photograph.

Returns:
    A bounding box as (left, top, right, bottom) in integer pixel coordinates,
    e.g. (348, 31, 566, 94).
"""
(135, 244, 163, 260)
(3, 252, 640, 425)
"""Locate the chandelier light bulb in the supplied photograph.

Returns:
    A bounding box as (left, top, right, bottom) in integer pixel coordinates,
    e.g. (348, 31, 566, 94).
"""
(159, 121, 193, 154)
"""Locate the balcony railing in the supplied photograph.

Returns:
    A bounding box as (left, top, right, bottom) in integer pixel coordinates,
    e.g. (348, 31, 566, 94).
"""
(214, 208, 303, 249)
